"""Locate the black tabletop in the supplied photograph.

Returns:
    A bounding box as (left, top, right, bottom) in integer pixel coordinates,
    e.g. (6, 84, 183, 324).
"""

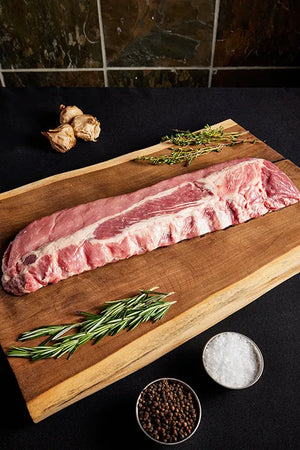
(0, 87, 299, 450)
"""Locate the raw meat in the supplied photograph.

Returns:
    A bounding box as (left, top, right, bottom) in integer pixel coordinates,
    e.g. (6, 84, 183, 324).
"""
(2, 158, 299, 296)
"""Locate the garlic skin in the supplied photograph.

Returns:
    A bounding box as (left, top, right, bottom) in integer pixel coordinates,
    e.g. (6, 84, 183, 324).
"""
(42, 124, 77, 153)
(59, 104, 83, 124)
(71, 114, 101, 142)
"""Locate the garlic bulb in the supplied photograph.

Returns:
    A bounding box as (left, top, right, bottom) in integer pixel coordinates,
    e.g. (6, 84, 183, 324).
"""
(71, 114, 101, 142)
(42, 124, 76, 153)
(59, 104, 83, 124)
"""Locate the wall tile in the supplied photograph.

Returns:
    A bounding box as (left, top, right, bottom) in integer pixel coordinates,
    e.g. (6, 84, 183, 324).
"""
(0, 0, 102, 69)
(214, 0, 300, 67)
(3, 71, 105, 87)
(102, 0, 214, 67)
(107, 69, 209, 87)
(212, 69, 300, 87)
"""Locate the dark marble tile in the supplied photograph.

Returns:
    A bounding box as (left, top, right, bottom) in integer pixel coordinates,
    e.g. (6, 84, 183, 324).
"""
(107, 69, 209, 87)
(214, 0, 300, 66)
(212, 69, 300, 87)
(3, 71, 105, 87)
(0, 0, 102, 69)
(102, 0, 214, 67)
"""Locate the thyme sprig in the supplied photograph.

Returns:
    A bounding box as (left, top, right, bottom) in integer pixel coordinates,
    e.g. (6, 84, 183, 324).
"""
(7, 289, 175, 361)
(136, 125, 256, 166)
(160, 125, 245, 146)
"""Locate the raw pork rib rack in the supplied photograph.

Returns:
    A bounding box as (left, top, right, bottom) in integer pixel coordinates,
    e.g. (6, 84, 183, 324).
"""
(2, 158, 300, 296)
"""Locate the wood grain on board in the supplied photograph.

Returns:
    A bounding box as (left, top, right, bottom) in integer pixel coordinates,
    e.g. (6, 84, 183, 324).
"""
(0, 119, 299, 422)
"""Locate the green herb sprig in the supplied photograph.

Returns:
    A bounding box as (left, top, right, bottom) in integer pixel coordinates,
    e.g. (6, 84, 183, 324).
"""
(7, 289, 175, 361)
(136, 125, 256, 166)
(160, 125, 244, 146)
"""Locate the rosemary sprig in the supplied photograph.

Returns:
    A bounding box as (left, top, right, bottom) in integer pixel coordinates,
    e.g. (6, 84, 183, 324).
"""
(7, 289, 175, 361)
(135, 125, 256, 166)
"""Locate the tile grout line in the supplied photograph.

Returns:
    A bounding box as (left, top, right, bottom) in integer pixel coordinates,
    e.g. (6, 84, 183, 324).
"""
(208, 0, 220, 88)
(0, 62, 6, 87)
(2, 68, 105, 73)
(104, 66, 300, 71)
(96, 0, 108, 87)
(211, 66, 300, 70)
(1, 66, 300, 73)
(0, 72, 5, 87)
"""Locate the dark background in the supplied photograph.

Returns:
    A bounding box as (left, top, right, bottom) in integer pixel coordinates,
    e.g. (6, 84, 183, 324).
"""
(0, 0, 299, 88)
(0, 87, 299, 450)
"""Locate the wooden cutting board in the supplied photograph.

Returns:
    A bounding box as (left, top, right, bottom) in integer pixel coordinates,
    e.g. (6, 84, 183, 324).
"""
(0, 119, 299, 423)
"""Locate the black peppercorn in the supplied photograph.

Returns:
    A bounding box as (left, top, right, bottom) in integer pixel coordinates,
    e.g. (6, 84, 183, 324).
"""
(137, 378, 200, 444)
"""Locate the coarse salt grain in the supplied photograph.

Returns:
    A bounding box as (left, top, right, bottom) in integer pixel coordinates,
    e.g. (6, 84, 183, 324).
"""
(203, 332, 260, 388)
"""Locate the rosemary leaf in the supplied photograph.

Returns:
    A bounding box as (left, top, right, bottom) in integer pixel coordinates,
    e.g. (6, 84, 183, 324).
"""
(7, 289, 175, 361)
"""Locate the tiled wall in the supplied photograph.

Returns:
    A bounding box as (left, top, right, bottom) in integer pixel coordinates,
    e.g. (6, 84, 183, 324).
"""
(0, 0, 299, 88)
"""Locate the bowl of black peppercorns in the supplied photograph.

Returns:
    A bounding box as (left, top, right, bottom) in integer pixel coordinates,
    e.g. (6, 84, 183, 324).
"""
(136, 377, 201, 445)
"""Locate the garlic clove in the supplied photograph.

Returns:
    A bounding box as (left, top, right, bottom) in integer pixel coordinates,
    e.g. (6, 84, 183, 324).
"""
(42, 124, 77, 153)
(59, 104, 84, 124)
(71, 114, 101, 142)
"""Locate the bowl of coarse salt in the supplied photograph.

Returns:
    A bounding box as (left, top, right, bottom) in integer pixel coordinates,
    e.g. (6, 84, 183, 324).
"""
(202, 332, 264, 389)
